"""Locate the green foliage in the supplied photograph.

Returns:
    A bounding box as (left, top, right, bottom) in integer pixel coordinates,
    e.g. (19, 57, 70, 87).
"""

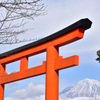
(97, 50, 100, 57)
(96, 50, 100, 62)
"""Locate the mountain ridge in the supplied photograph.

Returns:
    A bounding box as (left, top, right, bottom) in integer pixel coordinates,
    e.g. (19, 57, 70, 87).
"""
(60, 78, 100, 99)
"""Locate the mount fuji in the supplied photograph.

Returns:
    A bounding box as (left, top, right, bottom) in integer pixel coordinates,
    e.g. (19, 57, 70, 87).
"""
(60, 78, 100, 100)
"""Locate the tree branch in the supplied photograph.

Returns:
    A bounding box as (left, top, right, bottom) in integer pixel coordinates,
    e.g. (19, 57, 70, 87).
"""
(0, 0, 46, 44)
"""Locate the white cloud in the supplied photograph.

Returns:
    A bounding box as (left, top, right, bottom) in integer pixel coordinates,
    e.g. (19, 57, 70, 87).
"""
(4, 97, 17, 100)
(5, 83, 45, 100)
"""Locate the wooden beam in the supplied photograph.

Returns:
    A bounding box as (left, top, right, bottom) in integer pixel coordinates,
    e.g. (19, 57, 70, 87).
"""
(0, 18, 92, 59)
(55, 55, 79, 70)
(0, 28, 84, 64)
(0, 61, 46, 84)
(0, 55, 78, 84)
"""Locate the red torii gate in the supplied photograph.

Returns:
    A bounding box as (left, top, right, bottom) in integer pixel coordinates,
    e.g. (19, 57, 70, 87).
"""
(0, 18, 92, 100)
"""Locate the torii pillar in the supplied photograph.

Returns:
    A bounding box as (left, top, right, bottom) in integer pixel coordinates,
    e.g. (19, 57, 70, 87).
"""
(0, 18, 92, 100)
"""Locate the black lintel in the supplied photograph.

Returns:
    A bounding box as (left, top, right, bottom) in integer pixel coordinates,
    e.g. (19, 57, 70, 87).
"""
(0, 18, 92, 58)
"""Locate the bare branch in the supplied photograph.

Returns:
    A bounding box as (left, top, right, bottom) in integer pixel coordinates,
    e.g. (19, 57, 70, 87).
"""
(0, 0, 46, 44)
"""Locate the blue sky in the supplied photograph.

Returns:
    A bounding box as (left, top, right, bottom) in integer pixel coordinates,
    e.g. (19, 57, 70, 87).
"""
(0, 0, 100, 100)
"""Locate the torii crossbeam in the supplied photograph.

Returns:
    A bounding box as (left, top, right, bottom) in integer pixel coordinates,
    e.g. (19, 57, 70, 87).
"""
(0, 18, 92, 100)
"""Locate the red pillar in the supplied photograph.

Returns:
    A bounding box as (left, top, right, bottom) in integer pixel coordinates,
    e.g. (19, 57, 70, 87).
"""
(20, 57, 28, 71)
(0, 64, 5, 100)
(46, 46, 59, 100)
(0, 84, 4, 100)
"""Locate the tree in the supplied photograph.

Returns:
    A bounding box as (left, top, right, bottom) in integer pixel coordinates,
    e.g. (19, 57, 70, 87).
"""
(96, 50, 100, 62)
(0, 0, 46, 44)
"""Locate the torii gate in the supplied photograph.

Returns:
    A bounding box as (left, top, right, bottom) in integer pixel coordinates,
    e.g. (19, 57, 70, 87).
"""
(0, 18, 92, 100)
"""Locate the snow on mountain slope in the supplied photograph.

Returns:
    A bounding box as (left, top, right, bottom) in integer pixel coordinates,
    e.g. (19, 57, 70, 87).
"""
(59, 97, 94, 100)
(60, 78, 100, 99)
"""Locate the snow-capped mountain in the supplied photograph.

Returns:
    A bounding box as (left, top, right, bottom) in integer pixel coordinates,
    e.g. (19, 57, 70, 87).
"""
(60, 78, 100, 99)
